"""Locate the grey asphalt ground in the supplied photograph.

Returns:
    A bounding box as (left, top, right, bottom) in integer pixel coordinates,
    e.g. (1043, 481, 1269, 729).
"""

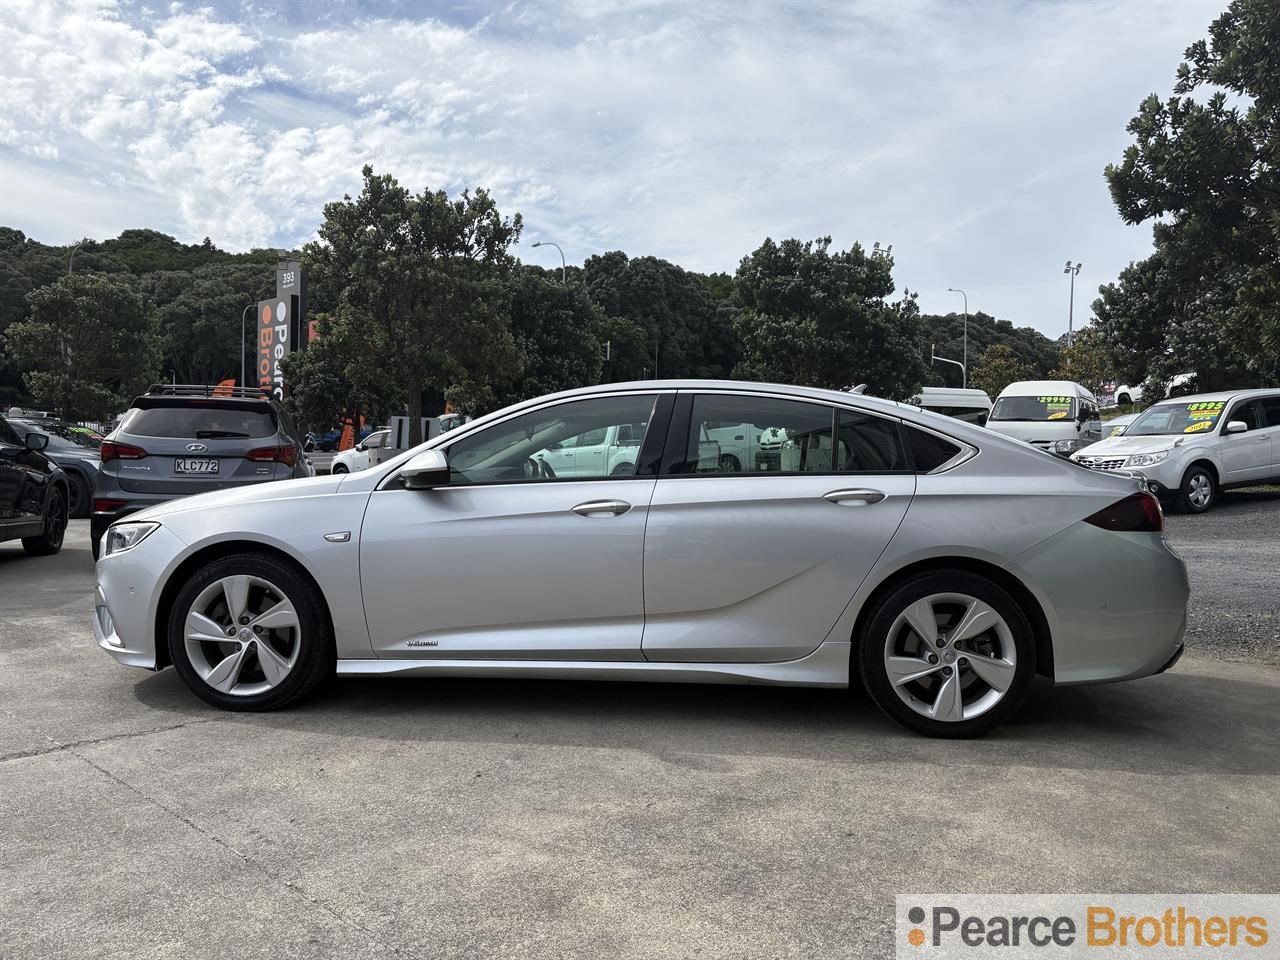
(3, 495, 1278, 960)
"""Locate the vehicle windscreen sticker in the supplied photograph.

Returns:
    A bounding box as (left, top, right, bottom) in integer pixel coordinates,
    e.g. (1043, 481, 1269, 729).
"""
(1039, 396, 1072, 421)
(1184, 401, 1225, 432)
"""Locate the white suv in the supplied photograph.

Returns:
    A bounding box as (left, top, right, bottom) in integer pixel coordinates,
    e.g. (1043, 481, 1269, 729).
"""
(1071, 389, 1280, 512)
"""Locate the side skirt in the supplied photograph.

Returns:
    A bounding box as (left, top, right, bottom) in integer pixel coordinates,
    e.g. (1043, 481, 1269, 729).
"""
(337, 641, 851, 688)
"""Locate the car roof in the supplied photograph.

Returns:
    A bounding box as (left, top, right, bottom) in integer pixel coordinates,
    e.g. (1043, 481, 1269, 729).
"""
(996, 380, 1094, 398)
(1151, 388, 1277, 405)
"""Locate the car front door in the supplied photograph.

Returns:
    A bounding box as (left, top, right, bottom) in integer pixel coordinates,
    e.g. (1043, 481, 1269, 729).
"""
(1219, 399, 1270, 483)
(359, 392, 667, 661)
(642, 392, 916, 663)
(0, 417, 25, 524)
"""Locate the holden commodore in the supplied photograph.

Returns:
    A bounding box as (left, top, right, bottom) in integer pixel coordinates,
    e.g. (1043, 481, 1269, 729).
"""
(94, 380, 1190, 737)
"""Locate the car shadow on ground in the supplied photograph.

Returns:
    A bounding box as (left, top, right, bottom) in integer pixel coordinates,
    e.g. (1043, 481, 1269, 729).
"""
(130, 662, 1278, 777)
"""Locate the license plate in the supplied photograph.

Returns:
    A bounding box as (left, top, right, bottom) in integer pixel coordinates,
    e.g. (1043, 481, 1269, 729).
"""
(175, 458, 219, 474)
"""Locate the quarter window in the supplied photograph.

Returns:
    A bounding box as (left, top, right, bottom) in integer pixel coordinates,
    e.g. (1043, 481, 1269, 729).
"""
(906, 427, 962, 473)
(446, 395, 657, 484)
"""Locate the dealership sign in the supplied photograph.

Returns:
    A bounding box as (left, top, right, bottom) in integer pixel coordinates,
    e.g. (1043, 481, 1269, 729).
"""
(256, 260, 308, 399)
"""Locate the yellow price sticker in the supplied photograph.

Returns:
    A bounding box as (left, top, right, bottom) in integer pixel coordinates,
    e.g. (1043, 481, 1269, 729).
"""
(1048, 411, 1068, 420)
(1184, 420, 1213, 433)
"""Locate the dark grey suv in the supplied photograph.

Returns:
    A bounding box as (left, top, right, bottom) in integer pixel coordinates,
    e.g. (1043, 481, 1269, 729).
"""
(91, 385, 313, 558)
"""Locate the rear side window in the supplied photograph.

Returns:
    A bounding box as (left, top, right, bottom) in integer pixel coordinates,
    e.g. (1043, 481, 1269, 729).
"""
(907, 427, 962, 473)
(837, 411, 908, 472)
(1261, 396, 1280, 427)
(675, 394, 836, 474)
(121, 403, 278, 439)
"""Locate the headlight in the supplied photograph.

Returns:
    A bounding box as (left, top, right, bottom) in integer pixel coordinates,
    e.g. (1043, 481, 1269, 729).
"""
(1125, 450, 1169, 468)
(1051, 439, 1079, 455)
(103, 521, 160, 557)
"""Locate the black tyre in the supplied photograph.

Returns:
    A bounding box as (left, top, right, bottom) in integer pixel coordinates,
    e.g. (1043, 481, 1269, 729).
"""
(66, 472, 89, 519)
(611, 462, 635, 477)
(1175, 464, 1215, 513)
(858, 571, 1036, 738)
(22, 486, 67, 557)
(167, 553, 334, 711)
(718, 454, 741, 473)
(331, 463, 349, 474)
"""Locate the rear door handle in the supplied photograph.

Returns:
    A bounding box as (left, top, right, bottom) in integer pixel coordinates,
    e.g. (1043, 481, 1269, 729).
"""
(571, 499, 632, 517)
(823, 488, 886, 505)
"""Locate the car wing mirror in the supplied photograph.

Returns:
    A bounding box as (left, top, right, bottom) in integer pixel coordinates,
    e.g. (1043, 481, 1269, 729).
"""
(1224, 420, 1248, 434)
(400, 448, 450, 489)
(24, 432, 49, 451)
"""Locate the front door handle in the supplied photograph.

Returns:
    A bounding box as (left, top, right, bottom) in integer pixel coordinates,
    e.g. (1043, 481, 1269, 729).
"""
(823, 488, 886, 505)
(571, 499, 632, 517)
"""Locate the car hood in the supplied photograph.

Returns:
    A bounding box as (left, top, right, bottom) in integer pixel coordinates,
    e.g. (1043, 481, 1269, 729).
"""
(1073, 434, 1191, 458)
(986, 421, 1081, 442)
(128, 473, 346, 523)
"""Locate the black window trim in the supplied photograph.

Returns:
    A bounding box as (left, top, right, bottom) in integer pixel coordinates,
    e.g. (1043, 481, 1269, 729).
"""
(1220, 396, 1266, 434)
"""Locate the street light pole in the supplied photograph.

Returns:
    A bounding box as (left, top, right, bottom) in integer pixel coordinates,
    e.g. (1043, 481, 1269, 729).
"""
(241, 303, 254, 387)
(931, 344, 966, 388)
(1063, 261, 1082, 348)
(67, 239, 83, 275)
(532, 240, 566, 283)
(946, 287, 968, 384)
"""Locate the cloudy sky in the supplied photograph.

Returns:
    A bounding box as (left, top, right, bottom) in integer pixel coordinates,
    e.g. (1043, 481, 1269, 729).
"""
(0, 0, 1224, 337)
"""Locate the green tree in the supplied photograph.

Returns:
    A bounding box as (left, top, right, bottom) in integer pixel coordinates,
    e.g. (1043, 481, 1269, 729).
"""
(2, 273, 156, 420)
(304, 166, 523, 444)
(1049, 326, 1114, 396)
(1099, 0, 1280, 387)
(732, 236, 926, 399)
(919, 311, 1061, 388)
(970, 343, 1034, 400)
(282, 313, 399, 433)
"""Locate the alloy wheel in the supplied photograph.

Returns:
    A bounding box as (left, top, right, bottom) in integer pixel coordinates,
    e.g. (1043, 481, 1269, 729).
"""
(1188, 473, 1212, 509)
(47, 493, 66, 548)
(184, 575, 301, 696)
(883, 592, 1017, 723)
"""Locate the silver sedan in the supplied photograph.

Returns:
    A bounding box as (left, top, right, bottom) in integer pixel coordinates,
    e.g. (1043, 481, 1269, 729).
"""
(94, 380, 1189, 738)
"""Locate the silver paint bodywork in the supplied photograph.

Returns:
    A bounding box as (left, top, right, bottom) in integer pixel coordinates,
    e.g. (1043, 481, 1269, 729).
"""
(94, 379, 1189, 691)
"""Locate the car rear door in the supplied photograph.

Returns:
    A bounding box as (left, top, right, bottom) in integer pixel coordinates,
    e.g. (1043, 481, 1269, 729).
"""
(0, 417, 25, 523)
(1259, 394, 1280, 478)
(642, 391, 915, 664)
(359, 392, 668, 661)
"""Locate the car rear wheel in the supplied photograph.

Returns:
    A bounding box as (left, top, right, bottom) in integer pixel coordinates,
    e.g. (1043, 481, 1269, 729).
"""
(611, 462, 635, 476)
(331, 463, 348, 474)
(22, 487, 67, 556)
(168, 554, 334, 711)
(1175, 465, 1215, 513)
(858, 572, 1035, 738)
(718, 454, 741, 473)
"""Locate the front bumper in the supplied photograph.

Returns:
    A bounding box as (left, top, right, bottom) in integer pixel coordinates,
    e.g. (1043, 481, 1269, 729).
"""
(94, 523, 188, 670)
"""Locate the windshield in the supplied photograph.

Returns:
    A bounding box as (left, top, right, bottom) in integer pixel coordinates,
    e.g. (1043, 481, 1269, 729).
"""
(1125, 400, 1226, 436)
(16, 420, 100, 451)
(989, 394, 1075, 422)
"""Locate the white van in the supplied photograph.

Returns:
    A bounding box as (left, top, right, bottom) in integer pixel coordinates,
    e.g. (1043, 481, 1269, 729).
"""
(912, 387, 992, 426)
(986, 380, 1102, 456)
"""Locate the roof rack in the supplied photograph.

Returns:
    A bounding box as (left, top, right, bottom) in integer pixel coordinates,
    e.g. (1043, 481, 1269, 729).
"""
(145, 384, 271, 400)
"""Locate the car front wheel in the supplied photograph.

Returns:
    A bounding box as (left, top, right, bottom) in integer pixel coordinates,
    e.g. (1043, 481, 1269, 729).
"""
(168, 553, 334, 711)
(858, 572, 1035, 738)
(1175, 465, 1215, 513)
(331, 463, 348, 474)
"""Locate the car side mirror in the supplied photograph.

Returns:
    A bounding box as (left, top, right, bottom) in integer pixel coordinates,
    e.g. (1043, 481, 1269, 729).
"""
(1225, 420, 1248, 434)
(400, 448, 450, 489)
(24, 432, 48, 451)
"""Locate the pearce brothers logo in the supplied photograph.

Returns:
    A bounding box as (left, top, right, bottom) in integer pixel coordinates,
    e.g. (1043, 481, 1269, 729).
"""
(896, 895, 1276, 958)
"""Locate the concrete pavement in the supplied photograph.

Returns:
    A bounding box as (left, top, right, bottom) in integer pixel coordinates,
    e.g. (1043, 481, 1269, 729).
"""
(2, 517, 1277, 959)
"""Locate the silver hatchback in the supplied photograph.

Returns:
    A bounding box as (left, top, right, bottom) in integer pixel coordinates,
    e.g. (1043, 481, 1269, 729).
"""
(93, 380, 1189, 738)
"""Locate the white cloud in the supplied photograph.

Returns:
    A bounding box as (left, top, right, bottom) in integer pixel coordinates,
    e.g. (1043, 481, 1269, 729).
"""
(0, 0, 1226, 333)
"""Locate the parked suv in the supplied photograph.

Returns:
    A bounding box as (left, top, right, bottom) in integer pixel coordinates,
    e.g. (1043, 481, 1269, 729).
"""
(1071, 388, 1280, 512)
(91, 385, 313, 558)
(8, 417, 101, 518)
(0, 414, 69, 556)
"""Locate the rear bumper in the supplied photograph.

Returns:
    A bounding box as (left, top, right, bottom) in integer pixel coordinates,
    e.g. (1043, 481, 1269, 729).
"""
(1007, 523, 1190, 685)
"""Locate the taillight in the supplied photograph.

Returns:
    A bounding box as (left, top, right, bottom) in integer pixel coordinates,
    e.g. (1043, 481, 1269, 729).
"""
(1084, 492, 1164, 532)
(93, 498, 126, 513)
(247, 445, 298, 467)
(100, 441, 148, 462)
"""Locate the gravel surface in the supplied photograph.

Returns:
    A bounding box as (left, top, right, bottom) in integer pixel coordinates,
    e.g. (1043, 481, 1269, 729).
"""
(1164, 486, 1280, 666)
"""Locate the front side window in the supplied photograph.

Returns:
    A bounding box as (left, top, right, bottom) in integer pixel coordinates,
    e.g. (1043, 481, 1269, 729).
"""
(0, 417, 20, 446)
(446, 394, 657, 483)
(989, 395, 1075, 423)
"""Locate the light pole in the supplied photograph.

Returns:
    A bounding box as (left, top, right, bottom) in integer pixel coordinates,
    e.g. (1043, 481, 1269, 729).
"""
(1063, 260, 1082, 347)
(532, 240, 566, 283)
(67, 239, 83, 275)
(931, 344, 966, 388)
(946, 287, 968, 384)
(240, 303, 254, 387)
